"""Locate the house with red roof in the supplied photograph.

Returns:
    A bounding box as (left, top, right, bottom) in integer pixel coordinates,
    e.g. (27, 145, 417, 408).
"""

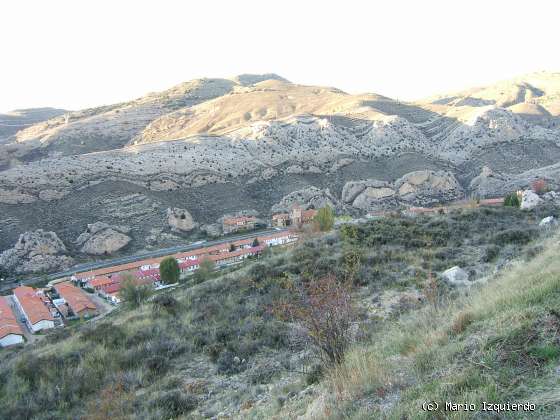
(0, 297, 24, 347)
(13, 286, 56, 333)
(222, 216, 257, 234)
(54, 282, 97, 319)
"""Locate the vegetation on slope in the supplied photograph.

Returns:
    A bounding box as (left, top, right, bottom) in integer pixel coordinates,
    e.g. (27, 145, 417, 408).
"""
(311, 236, 560, 419)
(0, 205, 557, 419)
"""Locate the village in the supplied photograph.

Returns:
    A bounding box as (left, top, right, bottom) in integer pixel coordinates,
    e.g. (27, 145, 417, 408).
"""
(0, 198, 509, 349)
(0, 205, 315, 348)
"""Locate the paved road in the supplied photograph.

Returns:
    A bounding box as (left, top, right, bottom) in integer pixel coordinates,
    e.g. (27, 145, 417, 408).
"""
(1, 228, 287, 293)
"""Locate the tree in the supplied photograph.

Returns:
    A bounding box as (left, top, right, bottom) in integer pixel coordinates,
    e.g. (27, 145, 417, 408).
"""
(504, 192, 520, 208)
(274, 275, 355, 366)
(193, 257, 215, 284)
(159, 257, 180, 284)
(229, 243, 236, 252)
(119, 273, 153, 308)
(314, 206, 335, 232)
(252, 238, 260, 247)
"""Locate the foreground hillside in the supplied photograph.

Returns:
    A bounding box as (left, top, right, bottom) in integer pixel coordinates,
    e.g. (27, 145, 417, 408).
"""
(1, 72, 560, 265)
(273, 237, 560, 419)
(0, 205, 557, 419)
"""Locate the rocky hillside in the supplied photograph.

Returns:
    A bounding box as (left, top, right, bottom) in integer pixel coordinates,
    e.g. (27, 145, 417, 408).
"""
(2, 72, 560, 271)
(1, 205, 557, 419)
(0, 108, 66, 144)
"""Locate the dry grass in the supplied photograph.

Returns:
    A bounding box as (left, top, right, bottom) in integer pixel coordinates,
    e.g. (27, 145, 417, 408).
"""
(284, 235, 560, 419)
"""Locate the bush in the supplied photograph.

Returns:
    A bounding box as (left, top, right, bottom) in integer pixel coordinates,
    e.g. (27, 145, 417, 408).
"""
(305, 364, 324, 385)
(314, 206, 335, 232)
(192, 258, 215, 284)
(504, 192, 520, 208)
(273, 275, 355, 366)
(82, 323, 127, 348)
(152, 294, 181, 316)
(152, 390, 197, 417)
(119, 274, 153, 308)
(492, 229, 534, 246)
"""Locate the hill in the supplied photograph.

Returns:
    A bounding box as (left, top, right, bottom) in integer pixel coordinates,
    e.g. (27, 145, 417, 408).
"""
(0, 205, 558, 418)
(0, 107, 66, 144)
(2, 72, 560, 271)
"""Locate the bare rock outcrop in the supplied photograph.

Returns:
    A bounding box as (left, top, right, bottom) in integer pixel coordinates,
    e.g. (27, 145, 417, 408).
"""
(271, 186, 339, 213)
(395, 170, 463, 205)
(76, 222, 131, 255)
(520, 190, 542, 210)
(441, 266, 470, 287)
(344, 170, 463, 211)
(167, 208, 197, 232)
(0, 230, 73, 274)
(469, 166, 508, 198)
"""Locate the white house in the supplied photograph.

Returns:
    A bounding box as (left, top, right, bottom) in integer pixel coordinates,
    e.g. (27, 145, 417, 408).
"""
(13, 286, 55, 333)
(0, 297, 24, 347)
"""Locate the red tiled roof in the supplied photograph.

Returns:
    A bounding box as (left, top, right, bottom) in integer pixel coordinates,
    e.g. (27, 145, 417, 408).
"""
(179, 259, 200, 269)
(76, 231, 297, 280)
(208, 245, 265, 262)
(223, 216, 256, 225)
(0, 297, 23, 340)
(54, 282, 96, 315)
(479, 198, 504, 206)
(302, 209, 317, 219)
(136, 268, 160, 278)
(88, 276, 115, 288)
(13, 286, 54, 325)
(101, 283, 121, 294)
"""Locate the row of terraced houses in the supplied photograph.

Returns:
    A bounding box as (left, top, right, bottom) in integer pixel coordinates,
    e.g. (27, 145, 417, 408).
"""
(72, 230, 299, 305)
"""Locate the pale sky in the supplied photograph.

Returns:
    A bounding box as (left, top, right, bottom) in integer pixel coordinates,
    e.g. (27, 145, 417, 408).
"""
(1, 0, 559, 112)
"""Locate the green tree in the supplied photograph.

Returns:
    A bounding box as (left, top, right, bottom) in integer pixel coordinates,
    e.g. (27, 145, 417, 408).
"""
(229, 243, 236, 252)
(119, 273, 153, 308)
(252, 238, 260, 247)
(159, 257, 180, 284)
(314, 206, 335, 232)
(193, 258, 215, 284)
(504, 192, 520, 208)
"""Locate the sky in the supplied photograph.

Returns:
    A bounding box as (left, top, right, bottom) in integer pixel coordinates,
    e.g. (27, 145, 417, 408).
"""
(1, 0, 559, 112)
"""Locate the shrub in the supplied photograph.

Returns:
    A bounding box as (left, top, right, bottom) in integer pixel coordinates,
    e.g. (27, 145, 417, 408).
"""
(82, 323, 127, 348)
(152, 390, 197, 417)
(504, 192, 520, 208)
(305, 363, 324, 385)
(492, 229, 534, 246)
(314, 206, 335, 232)
(119, 274, 153, 308)
(450, 311, 474, 335)
(273, 275, 355, 366)
(192, 257, 215, 284)
(152, 294, 181, 316)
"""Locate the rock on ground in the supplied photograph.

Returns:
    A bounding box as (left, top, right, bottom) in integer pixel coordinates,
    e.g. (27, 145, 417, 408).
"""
(520, 189, 542, 210)
(271, 186, 339, 213)
(167, 207, 197, 232)
(539, 216, 557, 228)
(0, 229, 73, 274)
(441, 266, 469, 287)
(342, 170, 463, 211)
(76, 222, 131, 255)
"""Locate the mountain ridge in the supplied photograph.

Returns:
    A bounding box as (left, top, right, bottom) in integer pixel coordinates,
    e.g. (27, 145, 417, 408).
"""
(2, 72, 560, 267)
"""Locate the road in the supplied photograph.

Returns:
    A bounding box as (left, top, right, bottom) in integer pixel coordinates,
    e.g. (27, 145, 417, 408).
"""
(0, 228, 287, 293)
